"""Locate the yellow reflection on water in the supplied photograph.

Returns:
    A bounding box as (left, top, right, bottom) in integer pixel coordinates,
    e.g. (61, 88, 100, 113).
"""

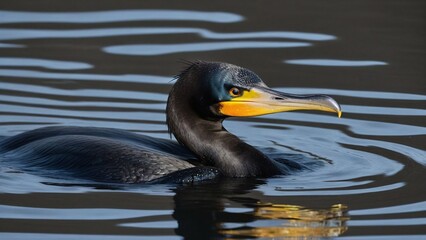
(221, 203, 348, 239)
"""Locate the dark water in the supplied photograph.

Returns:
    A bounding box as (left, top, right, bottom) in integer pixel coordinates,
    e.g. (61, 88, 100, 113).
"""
(0, 0, 425, 239)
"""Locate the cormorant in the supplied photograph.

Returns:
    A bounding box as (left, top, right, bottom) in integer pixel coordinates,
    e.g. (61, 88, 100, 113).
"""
(0, 62, 341, 184)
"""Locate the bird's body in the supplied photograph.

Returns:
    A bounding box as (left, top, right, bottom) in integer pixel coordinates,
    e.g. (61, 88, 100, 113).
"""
(0, 126, 202, 183)
(0, 62, 341, 184)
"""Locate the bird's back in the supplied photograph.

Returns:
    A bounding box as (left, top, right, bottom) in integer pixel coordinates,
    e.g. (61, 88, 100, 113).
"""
(0, 126, 197, 183)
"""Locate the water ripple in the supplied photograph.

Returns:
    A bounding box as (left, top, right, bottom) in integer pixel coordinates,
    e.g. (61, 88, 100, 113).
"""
(103, 41, 311, 56)
(0, 82, 167, 101)
(0, 204, 172, 220)
(0, 28, 336, 41)
(0, 58, 92, 70)
(0, 69, 171, 84)
(342, 105, 426, 116)
(120, 221, 178, 229)
(340, 235, 426, 240)
(0, 233, 180, 240)
(0, 95, 165, 110)
(350, 201, 426, 215)
(0, 10, 243, 24)
(261, 112, 426, 136)
(263, 182, 405, 196)
(0, 43, 24, 48)
(279, 88, 426, 101)
(348, 218, 426, 226)
(0, 103, 166, 122)
(285, 59, 387, 66)
(251, 119, 426, 165)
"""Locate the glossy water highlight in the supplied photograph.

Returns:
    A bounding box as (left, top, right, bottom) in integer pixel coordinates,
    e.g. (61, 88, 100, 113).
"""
(0, 10, 243, 23)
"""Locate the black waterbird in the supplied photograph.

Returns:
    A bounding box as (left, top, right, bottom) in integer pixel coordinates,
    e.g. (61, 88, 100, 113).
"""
(0, 62, 341, 183)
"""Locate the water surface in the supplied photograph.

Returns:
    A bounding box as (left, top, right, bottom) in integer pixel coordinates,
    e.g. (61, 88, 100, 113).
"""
(0, 0, 425, 239)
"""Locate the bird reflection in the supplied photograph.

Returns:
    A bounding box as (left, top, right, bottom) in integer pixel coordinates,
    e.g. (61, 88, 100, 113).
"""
(172, 179, 348, 239)
(221, 203, 348, 239)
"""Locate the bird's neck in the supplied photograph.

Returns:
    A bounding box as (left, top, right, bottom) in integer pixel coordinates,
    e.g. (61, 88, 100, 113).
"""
(167, 98, 281, 177)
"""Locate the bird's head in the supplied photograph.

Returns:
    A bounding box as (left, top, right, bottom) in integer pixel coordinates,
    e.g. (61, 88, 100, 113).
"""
(170, 61, 342, 121)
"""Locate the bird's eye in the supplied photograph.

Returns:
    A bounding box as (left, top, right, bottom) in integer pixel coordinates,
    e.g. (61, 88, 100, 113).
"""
(229, 87, 241, 97)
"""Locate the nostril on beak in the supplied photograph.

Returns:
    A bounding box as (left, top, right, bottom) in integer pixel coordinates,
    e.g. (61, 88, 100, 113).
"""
(274, 97, 285, 100)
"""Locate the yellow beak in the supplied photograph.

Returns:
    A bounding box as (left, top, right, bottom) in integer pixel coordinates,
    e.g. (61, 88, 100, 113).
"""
(218, 86, 342, 118)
